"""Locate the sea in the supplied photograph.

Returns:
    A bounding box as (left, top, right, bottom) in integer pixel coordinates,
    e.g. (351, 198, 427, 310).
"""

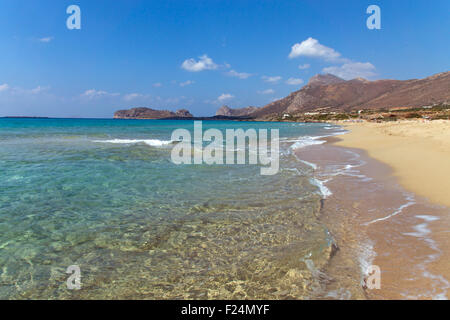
(0, 118, 365, 299)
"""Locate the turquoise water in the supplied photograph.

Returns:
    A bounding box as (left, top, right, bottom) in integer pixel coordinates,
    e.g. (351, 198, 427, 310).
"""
(0, 118, 338, 299)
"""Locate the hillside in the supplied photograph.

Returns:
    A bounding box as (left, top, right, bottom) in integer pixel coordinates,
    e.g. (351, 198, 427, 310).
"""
(215, 105, 258, 117)
(221, 71, 450, 120)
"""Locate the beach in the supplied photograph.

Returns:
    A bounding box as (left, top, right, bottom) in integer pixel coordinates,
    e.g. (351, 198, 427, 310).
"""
(1, 118, 448, 299)
(335, 120, 450, 208)
(316, 120, 450, 299)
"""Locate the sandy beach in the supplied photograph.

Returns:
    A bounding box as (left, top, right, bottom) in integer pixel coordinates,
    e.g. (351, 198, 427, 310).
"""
(335, 120, 450, 208)
(323, 120, 450, 299)
(294, 121, 450, 299)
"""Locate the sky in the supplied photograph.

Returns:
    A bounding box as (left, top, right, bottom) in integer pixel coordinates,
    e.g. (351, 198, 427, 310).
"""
(0, 0, 449, 118)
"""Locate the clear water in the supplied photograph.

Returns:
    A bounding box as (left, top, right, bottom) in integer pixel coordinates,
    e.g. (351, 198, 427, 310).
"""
(0, 118, 338, 299)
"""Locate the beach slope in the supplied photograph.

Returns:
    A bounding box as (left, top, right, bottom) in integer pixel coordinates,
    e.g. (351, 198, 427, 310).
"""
(335, 120, 450, 207)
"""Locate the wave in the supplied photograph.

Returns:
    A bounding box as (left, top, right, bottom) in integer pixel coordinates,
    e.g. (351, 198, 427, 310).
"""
(93, 139, 174, 147)
(310, 177, 332, 199)
(402, 215, 450, 300)
(364, 193, 416, 225)
(299, 159, 318, 170)
(289, 136, 326, 150)
(358, 239, 377, 278)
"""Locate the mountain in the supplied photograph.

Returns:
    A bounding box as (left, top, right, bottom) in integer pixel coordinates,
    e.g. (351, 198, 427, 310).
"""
(114, 107, 193, 119)
(237, 71, 450, 120)
(308, 73, 346, 86)
(215, 105, 258, 117)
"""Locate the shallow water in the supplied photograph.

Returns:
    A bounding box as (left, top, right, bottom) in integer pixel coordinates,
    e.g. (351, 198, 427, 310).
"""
(0, 118, 342, 299)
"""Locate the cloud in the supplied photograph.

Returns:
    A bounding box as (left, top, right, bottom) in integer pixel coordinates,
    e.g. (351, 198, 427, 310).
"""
(298, 64, 310, 70)
(289, 37, 343, 61)
(217, 93, 234, 102)
(258, 89, 275, 95)
(0, 84, 10, 92)
(0, 84, 51, 96)
(153, 82, 162, 88)
(262, 75, 282, 83)
(38, 37, 54, 43)
(30, 86, 50, 94)
(227, 69, 252, 79)
(322, 62, 376, 80)
(289, 38, 376, 80)
(82, 89, 119, 99)
(181, 54, 218, 72)
(123, 93, 144, 101)
(179, 80, 195, 87)
(285, 78, 304, 85)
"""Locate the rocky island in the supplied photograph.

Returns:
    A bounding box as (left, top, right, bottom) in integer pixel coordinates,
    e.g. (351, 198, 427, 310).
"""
(114, 107, 193, 119)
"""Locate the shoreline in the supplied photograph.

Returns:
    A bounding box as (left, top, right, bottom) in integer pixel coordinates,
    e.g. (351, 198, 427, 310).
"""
(333, 120, 450, 208)
(294, 124, 450, 299)
(324, 121, 450, 299)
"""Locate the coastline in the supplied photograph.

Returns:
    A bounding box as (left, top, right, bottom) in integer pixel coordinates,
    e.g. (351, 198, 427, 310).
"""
(1, 118, 449, 299)
(312, 121, 450, 299)
(333, 120, 450, 208)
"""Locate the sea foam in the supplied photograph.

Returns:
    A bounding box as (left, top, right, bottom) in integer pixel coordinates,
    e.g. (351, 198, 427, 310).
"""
(94, 139, 173, 146)
(290, 136, 326, 150)
(310, 177, 332, 198)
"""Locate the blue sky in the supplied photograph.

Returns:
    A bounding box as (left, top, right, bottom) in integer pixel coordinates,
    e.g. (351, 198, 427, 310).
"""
(0, 0, 449, 117)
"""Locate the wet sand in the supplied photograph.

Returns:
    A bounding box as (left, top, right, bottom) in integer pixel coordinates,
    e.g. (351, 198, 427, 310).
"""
(295, 135, 450, 299)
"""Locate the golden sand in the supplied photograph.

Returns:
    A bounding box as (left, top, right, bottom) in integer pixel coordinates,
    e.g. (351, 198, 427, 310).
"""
(335, 120, 450, 208)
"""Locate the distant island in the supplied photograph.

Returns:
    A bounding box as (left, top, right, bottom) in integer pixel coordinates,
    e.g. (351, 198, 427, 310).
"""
(113, 107, 252, 121)
(113, 71, 449, 122)
(1, 116, 50, 119)
(114, 108, 194, 119)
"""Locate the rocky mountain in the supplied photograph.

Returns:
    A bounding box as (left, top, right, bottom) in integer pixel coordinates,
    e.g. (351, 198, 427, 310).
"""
(237, 71, 450, 120)
(215, 105, 258, 117)
(114, 107, 193, 119)
(308, 73, 346, 86)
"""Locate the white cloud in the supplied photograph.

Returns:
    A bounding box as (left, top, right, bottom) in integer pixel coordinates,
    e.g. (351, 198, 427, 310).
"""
(227, 69, 252, 79)
(285, 78, 304, 85)
(0, 84, 51, 96)
(258, 89, 275, 95)
(179, 80, 195, 87)
(38, 37, 54, 43)
(153, 83, 162, 88)
(322, 62, 376, 80)
(262, 75, 282, 83)
(82, 89, 119, 99)
(0, 83, 10, 92)
(30, 86, 50, 94)
(217, 93, 234, 102)
(123, 93, 144, 101)
(289, 37, 343, 61)
(298, 64, 310, 70)
(289, 38, 376, 80)
(181, 54, 218, 72)
(82, 89, 107, 98)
